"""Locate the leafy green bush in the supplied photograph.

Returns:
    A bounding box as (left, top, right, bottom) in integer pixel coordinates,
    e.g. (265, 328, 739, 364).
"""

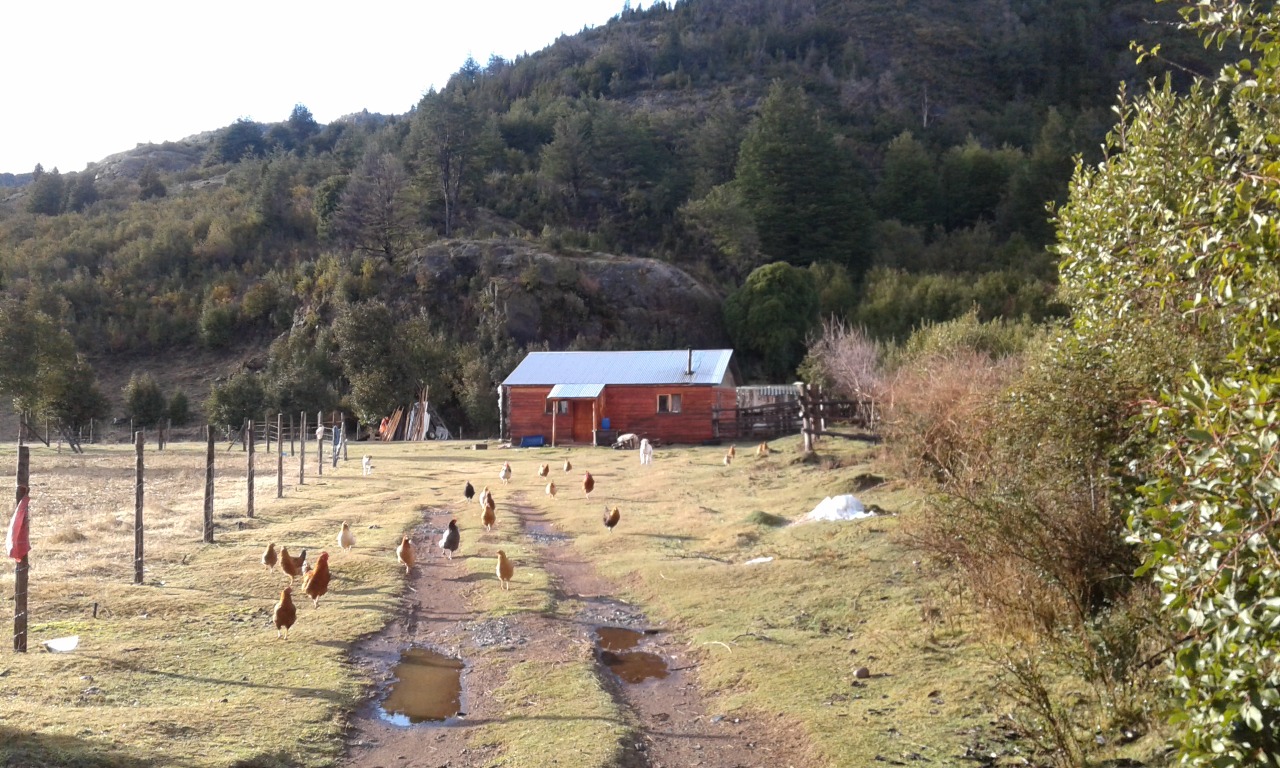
(166, 391, 191, 426)
(123, 373, 167, 427)
(205, 373, 266, 429)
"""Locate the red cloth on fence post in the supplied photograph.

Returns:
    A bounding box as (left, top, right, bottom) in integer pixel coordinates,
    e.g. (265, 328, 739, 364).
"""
(7, 493, 30, 561)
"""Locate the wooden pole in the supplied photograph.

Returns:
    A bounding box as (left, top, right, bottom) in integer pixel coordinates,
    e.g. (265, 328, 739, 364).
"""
(316, 411, 324, 477)
(246, 420, 255, 519)
(551, 405, 558, 448)
(134, 431, 144, 584)
(276, 413, 284, 499)
(204, 426, 214, 543)
(265, 414, 272, 454)
(14, 446, 29, 652)
(89, 418, 94, 445)
(796, 382, 814, 455)
(289, 414, 295, 457)
(299, 411, 306, 486)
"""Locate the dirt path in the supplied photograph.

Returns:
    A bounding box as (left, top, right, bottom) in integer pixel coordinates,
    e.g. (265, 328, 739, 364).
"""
(519, 499, 811, 768)
(342, 496, 813, 768)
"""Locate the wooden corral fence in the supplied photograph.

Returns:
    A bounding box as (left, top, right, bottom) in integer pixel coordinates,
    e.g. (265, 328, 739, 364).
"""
(712, 384, 878, 447)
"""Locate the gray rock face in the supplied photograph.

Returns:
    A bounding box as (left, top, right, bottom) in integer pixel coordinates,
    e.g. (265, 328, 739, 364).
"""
(405, 239, 728, 349)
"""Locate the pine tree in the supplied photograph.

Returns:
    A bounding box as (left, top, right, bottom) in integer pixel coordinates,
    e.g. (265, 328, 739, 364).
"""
(733, 82, 870, 273)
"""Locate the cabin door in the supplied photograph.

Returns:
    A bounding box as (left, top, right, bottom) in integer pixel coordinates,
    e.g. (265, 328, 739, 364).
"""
(571, 400, 594, 443)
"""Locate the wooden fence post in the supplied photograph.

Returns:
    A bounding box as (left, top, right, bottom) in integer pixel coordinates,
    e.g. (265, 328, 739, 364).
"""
(276, 413, 284, 500)
(796, 382, 815, 455)
(134, 431, 144, 585)
(289, 414, 295, 457)
(247, 420, 255, 519)
(316, 411, 324, 477)
(265, 414, 272, 455)
(204, 426, 214, 543)
(14, 446, 30, 652)
(299, 412, 306, 486)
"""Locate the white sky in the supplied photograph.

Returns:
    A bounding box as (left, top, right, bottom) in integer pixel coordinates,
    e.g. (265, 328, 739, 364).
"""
(1, 0, 656, 175)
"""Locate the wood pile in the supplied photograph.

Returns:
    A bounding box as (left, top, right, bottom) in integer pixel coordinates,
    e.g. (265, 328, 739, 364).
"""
(379, 390, 449, 441)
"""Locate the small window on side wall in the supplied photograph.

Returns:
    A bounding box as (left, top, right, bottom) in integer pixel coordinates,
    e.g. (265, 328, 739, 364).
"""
(657, 393, 682, 414)
(545, 399, 569, 415)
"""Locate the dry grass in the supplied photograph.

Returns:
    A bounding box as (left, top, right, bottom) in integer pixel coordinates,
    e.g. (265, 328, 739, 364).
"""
(0, 434, 1052, 767)
(0, 441, 422, 767)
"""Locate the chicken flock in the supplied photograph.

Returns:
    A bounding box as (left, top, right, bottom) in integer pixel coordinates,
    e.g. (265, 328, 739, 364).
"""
(263, 438, 763, 640)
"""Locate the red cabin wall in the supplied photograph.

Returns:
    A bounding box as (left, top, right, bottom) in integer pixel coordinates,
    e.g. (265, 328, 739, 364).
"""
(507, 384, 733, 445)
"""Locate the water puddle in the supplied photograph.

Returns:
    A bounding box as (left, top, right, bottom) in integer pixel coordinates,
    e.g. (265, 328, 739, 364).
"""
(594, 627, 669, 684)
(524, 516, 571, 545)
(376, 647, 465, 726)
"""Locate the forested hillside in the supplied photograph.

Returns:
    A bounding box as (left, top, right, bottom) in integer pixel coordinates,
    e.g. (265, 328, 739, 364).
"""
(0, 0, 1218, 436)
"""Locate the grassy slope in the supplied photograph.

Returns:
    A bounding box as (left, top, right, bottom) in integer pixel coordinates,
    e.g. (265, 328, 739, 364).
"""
(0, 436, 993, 767)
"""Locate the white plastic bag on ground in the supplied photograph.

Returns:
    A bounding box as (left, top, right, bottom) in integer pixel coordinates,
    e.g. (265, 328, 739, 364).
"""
(798, 495, 872, 523)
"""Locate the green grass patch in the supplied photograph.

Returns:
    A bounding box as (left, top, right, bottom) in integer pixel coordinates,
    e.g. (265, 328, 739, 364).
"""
(471, 658, 628, 767)
(744, 509, 789, 527)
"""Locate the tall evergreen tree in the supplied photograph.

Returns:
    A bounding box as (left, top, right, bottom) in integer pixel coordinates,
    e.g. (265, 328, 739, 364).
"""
(733, 82, 869, 273)
(412, 87, 483, 237)
(874, 131, 938, 228)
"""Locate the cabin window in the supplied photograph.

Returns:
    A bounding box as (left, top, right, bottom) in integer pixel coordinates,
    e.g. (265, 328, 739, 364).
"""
(657, 393, 682, 414)
(545, 399, 569, 415)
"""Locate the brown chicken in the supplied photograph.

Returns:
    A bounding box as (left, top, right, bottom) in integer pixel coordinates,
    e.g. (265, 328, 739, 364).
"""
(563, 458, 572, 473)
(279, 547, 307, 584)
(603, 505, 620, 533)
(756, 441, 770, 457)
(496, 550, 515, 590)
(302, 551, 331, 608)
(396, 535, 415, 574)
(582, 471, 595, 499)
(537, 463, 550, 478)
(262, 542, 278, 571)
(482, 494, 497, 531)
(273, 587, 297, 640)
(546, 481, 557, 499)
(728, 444, 736, 460)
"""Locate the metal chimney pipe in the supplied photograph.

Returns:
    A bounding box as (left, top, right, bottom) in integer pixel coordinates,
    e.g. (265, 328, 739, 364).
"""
(686, 349, 693, 375)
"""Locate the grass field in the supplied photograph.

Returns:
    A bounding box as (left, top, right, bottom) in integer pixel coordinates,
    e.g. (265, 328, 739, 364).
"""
(0, 435, 1004, 767)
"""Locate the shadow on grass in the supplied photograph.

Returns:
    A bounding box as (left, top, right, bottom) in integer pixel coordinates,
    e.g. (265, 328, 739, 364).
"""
(0, 725, 188, 768)
(79, 654, 344, 701)
(623, 533, 699, 542)
(444, 572, 493, 583)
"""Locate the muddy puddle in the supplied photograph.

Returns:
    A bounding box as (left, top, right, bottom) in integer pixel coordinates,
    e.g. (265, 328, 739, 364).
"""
(594, 626, 670, 684)
(376, 647, 465, 726)
(523, 516, 571, 545)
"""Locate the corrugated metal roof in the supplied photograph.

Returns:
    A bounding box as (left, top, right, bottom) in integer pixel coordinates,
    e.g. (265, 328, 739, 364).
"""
(503, 350, 734, 387)
(547, 383, 605, 399)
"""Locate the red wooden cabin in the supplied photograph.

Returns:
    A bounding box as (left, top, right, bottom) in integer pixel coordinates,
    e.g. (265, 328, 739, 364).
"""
(500, 349, 736, 446)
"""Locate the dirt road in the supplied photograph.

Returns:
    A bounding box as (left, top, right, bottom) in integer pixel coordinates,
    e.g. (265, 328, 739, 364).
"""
(342, 492, 813, 768)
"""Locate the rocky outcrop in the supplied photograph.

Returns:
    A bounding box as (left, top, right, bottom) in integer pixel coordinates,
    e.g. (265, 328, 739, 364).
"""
(91, 135, 213, 181)
(405, 239, 728, 349)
